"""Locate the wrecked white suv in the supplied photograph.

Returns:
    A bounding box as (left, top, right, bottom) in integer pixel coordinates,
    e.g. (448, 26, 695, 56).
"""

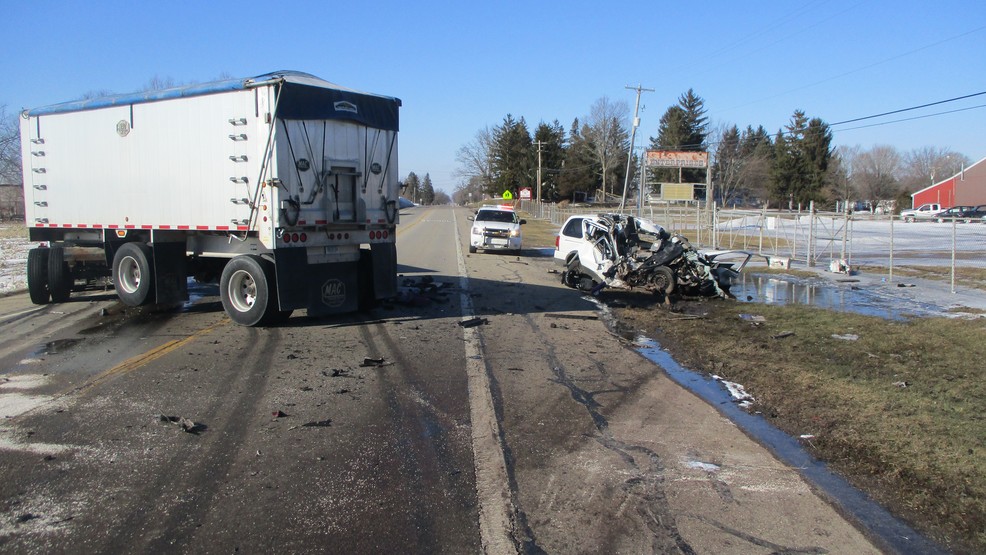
(554, 213, 747, 300)
(468, 206, 526, 254)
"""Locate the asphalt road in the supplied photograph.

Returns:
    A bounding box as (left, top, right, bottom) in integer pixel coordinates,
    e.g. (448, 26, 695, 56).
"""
(0, 205, 882, 554)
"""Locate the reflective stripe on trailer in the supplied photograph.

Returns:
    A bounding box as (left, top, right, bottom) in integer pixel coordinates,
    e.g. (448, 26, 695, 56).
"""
(32, 223, 250, 231)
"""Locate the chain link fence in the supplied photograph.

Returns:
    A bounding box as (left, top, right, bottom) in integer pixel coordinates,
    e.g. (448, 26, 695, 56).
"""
(519, 200, 986, 294)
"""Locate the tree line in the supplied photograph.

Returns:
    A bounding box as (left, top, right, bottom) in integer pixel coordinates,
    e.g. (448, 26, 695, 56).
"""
(451, 90, 971, 210)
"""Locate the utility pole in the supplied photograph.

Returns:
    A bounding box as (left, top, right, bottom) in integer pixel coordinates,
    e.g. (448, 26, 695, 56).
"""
(620, 84, 654, 211)
(535, 140, 544, 203)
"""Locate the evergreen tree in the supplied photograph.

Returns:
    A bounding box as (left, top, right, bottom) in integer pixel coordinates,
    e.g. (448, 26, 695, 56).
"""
(533, 120, 566, 202)
(420, 173, 435, 205)
(557, 118, 597, 200)
(403, 172, 420, 204)
(490, 114, 533, 197)
(769, 110, 832, 207)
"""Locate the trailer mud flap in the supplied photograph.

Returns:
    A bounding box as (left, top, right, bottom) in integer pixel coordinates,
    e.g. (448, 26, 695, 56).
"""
(273, 249, 358, 316)
(370, 243, 398, 299)
(152, 242, 188, 304)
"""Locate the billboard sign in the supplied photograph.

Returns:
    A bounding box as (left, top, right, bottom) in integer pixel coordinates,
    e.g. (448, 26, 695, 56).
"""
(645, 150, 709, 168)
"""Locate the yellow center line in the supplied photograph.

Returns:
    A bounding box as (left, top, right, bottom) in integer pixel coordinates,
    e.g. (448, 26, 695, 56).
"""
(394, 206, 438, 237)
(77, 318, 229, 395)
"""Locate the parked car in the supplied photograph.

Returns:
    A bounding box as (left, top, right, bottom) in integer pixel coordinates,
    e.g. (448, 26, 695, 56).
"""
(900, 203, 944, 222)
(935, 206, 977, 223)
(468, 206, 525, 254)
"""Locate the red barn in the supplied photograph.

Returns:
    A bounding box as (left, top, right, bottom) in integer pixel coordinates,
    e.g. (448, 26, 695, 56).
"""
(912, 156, 986, 208)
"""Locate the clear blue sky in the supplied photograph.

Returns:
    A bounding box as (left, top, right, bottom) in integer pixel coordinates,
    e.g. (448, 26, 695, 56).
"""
(5, 1, 985, 193)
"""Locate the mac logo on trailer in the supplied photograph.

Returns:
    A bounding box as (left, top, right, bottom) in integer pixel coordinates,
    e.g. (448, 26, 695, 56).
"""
(321, 279, 346, 307)
(116, 120, 131, 137)
(334, 101, 358, 114)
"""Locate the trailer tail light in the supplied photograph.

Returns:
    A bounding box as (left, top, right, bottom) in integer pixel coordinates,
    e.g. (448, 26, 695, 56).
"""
(283, 234, 291, 244)
(299, 233, 307, 242)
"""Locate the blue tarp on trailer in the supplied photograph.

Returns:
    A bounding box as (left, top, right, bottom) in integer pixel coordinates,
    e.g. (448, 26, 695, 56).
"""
(25, 71, 401, 131)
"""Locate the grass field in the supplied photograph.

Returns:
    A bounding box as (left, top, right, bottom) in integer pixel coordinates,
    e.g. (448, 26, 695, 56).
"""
(614, 300, 986, 553)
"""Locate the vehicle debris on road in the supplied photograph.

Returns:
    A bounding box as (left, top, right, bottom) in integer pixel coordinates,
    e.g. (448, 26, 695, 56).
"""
(360, 357, 394, 368)
(458, 317, 489, 328)
(157, 415, 204, 434)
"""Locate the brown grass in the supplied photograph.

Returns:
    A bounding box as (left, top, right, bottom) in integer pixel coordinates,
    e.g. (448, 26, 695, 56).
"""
(614, 301, 986, 553)
(0, 223, 27, 240)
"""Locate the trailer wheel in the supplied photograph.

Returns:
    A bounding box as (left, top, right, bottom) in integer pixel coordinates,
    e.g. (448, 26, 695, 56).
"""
(27, 248, 51, 305)
(220, 255, 284, 326)
(48, 246, 73, 303)
(113, 243, 155, 306)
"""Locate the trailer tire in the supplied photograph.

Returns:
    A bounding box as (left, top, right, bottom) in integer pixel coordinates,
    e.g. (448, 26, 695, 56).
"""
(113, 243, 155, 306)
(27, 248, 51, 305)
(220, 255, 283, 327)
(48, 246, 73, 303)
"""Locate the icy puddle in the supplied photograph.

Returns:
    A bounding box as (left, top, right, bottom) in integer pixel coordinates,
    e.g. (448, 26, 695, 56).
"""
(731, 273, 945, 320)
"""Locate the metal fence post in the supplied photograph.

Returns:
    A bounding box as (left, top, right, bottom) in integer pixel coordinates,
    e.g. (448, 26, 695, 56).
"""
(807, 201, 815, 267)
(889, 214, 895, 283)
(951, 218, 957, 294)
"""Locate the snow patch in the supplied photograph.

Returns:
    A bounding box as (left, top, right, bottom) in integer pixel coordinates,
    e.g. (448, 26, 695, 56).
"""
(712, 374, 755, 409)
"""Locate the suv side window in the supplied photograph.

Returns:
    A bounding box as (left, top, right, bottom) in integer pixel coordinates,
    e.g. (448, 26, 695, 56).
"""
(562, 217, 584, 238)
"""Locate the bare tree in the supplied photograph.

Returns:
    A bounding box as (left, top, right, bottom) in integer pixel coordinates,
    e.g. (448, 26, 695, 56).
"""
(454, 126, 495, 194)
(583, 97, 629, 196)
(829, 145, 861, 206)
(855, 145, 902, 200)
(0, 105, 22, 185)
(143, 75, 178, 91)
(901, 146, 970, 192)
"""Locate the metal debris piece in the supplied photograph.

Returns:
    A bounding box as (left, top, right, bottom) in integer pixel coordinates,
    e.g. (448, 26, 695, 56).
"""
(459, 317, 489, 328)
(739, 314, 766, 324)
(272, 410, 288, 418)
(545, 313, 598, 321)
(158, 414, 204, 434)
(360, 357, 394, 367)
(772, 331, 795, 339)
(893, 381, 910, 388)
(831, 333, 859, 341)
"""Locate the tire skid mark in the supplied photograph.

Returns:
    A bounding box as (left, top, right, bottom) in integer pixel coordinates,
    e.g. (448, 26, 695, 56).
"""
(355, 322, 463, 553)
(545, 348, 695, 555)
(482, 347, 548, 555)
(98, 326, 278, 554)
(544, 326, 826, 554)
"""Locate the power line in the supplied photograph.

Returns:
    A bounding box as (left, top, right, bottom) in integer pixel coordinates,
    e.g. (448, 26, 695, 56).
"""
(715, 24, 986, 115)
(829, 91, 986, 126)
(833, 103, 986, 132)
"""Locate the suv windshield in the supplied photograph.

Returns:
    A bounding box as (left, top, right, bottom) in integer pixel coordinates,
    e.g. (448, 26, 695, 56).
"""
(476, 210, 516, 223)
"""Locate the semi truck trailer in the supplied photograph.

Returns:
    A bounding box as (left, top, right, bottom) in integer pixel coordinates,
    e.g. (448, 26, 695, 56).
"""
(21, 71, 401, 326)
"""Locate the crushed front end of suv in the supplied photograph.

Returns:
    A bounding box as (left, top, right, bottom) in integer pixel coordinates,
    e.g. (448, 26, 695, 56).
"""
(469, 206, 526, 254)
(554, 213, 749, 301)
